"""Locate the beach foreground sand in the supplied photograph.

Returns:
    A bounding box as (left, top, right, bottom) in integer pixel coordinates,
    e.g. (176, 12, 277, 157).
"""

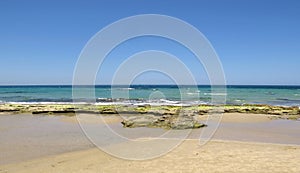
(1, 113, 300, 173)
(1, 139, 300, 173)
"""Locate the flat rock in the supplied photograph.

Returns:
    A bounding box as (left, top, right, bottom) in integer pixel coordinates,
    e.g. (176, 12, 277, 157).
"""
(121, 114, 206, 130)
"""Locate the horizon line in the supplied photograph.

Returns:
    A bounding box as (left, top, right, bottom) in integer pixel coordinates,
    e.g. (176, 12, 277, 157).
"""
(0, 84, 300, 87)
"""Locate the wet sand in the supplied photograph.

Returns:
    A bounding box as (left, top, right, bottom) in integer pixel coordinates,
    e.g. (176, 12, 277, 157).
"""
(1, 113, 300, 172)
(0, 114, 93, 165)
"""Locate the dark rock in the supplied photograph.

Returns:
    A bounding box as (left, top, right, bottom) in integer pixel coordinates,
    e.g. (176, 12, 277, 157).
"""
(137, 104, 150, 108)
(100, 109, 117, 114)
(32, 110, 76, 114)
(32, 111, 52, 114)
(0, 109, 20, 112)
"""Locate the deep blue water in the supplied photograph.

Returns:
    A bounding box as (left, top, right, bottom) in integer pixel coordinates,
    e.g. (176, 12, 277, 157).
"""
(0, 85, 300, 106)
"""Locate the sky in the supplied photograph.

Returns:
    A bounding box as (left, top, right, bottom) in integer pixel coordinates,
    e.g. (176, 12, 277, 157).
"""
(0, 0, 299, 85)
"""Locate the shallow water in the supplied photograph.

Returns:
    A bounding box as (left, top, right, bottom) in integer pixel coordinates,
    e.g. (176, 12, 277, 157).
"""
(202, 120, 300, 145)
(0, 114, 93, 165)
(1, 114, 300, 165)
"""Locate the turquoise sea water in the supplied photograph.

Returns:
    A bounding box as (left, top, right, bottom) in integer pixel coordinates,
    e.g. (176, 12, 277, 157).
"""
(0, 85, 300, 106)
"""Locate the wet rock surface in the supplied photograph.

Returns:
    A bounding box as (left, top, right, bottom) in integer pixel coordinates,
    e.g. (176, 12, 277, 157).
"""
(0, 103, 299, 123)
(121, 113, 206, 129)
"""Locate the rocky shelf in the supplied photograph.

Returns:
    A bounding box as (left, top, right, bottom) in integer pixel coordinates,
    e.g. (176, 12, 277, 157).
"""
(0, 103, 299, 129)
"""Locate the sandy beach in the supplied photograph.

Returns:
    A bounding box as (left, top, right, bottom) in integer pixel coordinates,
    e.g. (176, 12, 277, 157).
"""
(0, 113, 300, 172)
(1, 140, 300, 173)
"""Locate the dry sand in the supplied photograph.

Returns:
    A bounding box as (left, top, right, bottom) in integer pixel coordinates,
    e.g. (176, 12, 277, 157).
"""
(1, 113, 300, 173)
(1, 140, 299, 173)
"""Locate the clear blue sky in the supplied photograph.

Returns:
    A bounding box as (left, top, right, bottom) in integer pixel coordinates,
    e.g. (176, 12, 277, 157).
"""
(0, 0, 299, 85)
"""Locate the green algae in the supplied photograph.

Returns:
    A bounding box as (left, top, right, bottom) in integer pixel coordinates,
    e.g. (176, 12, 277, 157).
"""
(0, 103, 299, 120)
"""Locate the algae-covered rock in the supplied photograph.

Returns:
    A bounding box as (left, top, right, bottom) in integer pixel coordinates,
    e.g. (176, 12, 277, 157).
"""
(121, 114, 206, 130)
(121, 115, 158, 128)
(0, 103, 299, 121)
(170, 116, 197, 129)
(193, 121, 207, 128)
(99, 109, 117, 114)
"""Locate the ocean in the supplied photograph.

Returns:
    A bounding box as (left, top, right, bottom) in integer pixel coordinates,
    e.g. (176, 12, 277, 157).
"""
(0, 85, 300, 106)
